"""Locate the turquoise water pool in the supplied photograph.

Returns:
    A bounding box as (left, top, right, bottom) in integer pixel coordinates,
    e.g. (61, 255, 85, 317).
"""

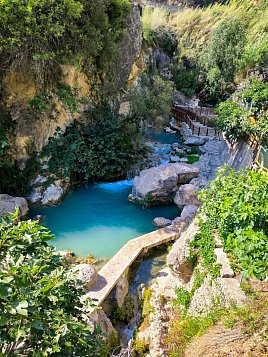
(30, 180, 179, 258)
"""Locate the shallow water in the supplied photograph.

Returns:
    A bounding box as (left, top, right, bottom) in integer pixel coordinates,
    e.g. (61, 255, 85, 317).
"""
(145, 128, 182, 145)
(30, 180, 179, 258)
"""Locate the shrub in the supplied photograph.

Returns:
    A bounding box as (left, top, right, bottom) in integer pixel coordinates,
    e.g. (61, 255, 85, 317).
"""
(198, 166, 268, 280)
(216, 78, 268, 140)
(187, 155, 199, 164)
(202, 17, 246, 100)
(174, 69, 199, 98)
(42, 105, 146, 181)
(0, 0, 131, 77)
(129, 75, 173, 122)
(0, 214, 106, 356)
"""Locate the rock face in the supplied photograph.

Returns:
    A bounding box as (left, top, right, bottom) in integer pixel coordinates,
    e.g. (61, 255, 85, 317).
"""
(129, 163, 199, 204)
(72, 264, 98, 290)
(114, 275, 129, 308)
(88, 309, 117, 338)
(167, 218, 199, 283)
(0, 194, 28, 218)
(153, 217, 172, 228)
(174, 183, 202, 207)
(28, 177, 70, 205)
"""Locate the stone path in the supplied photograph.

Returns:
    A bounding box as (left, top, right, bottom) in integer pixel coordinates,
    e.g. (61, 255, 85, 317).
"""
(83, 225, 183, 308)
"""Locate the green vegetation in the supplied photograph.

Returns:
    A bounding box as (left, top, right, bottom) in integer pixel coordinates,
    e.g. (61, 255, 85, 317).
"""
(56, 83, 79, 114)
(42, 105, 146, 182)
(216, 78, 268, 140)
(29, 93, 51, 113)
(166, 281, 268, 357)
(198, 166, 268, 280)
(170, 0, 268, 101)
(190, 221, 221, 279)
(202, 17, 246, 100)
(112, 294, 134, 323)
(187, 155, 199, 164)
(173, 69, 199, 98)
(0, 0, 131, 77)
(0, 213, 106, 356)
(142, 289, 154, 318)
(130, 75, 173, 122)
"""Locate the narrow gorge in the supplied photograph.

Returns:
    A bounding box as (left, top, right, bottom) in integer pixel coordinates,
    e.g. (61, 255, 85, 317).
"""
(0, 1, 267, 356)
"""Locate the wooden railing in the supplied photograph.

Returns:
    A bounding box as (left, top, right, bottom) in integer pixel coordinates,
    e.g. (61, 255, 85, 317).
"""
(172, 105, 223, 139)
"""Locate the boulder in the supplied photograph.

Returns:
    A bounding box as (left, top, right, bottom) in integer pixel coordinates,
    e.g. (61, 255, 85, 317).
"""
(164, 127, 176, 134)
(184, 136, 210, 146)
(129, 163, 199, 204)
(180, 204, 199, 222)
(0, 194, 28, 218)
(167, 218, 200, 283)
(153, 217, 172, 228)
(169, 155, 181, 163)
(114, 275, 129, 308)
(87, 309, 117, 338)
(174, 184, 202, 207)
(41, 179, 70, 205)
(72, 264, 98, 290)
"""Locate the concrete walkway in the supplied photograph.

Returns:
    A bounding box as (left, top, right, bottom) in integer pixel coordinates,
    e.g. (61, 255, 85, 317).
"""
(83, 224, 184, 308)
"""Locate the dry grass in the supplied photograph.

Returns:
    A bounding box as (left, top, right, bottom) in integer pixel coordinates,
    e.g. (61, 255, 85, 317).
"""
(169, 0, 268, 61)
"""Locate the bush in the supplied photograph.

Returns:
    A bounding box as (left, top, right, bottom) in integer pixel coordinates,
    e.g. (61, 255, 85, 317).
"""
(130, 75, 173, 121)
(198, 166, 268, 280)
(202, 17, 246, 100)
(42, 105, 146, 181)
(0, 0, 131, 77)
(216, 78, 268, 140)
(0, 214, 106, 356)
(174, 69, 199, 98)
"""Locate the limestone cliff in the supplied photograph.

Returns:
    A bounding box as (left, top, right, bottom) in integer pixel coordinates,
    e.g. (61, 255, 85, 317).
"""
(1, 3, 143, 166)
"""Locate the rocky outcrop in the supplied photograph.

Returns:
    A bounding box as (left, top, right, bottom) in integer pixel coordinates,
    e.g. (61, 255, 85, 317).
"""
(87, 309, 117, 339)
(28, 177, 70, 205)
(184, 136, 210, 146)
(0, 194, 28, 218)
(72, 264, 98, 290)
(153, 217, 172, 228)
(167, 218, 199, 282)
(129, 163, 199, 204)
(174, 183, 201, 207)
(188, 277, 247, 316)
(114, 275, 129, 308)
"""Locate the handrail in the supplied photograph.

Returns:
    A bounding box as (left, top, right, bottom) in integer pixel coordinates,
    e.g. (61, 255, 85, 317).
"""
(172, 105, 223, 140)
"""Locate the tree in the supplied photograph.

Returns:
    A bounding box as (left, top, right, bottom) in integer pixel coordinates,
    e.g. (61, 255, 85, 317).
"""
(0, 213, 106, 356)
(202, 17, 246, 100)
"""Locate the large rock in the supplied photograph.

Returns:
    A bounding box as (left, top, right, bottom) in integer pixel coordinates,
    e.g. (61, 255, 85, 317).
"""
(180, 204, 199, 221)
(129, 163, 199, 204)
(29, 178, 70, 205)
(174, 183, 202, 207)
(72, 264, 98, 290)
(153, 217, 172, 228)
(167, 218, 199, 283)
(0, 194, 28, 218)
(114, 275, 129, 308)
(184, 136, 210, 146)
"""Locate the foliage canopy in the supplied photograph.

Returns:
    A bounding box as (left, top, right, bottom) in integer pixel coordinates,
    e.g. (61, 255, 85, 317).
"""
(198, 166, 268, 280)
(0, 213, 106, 356)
